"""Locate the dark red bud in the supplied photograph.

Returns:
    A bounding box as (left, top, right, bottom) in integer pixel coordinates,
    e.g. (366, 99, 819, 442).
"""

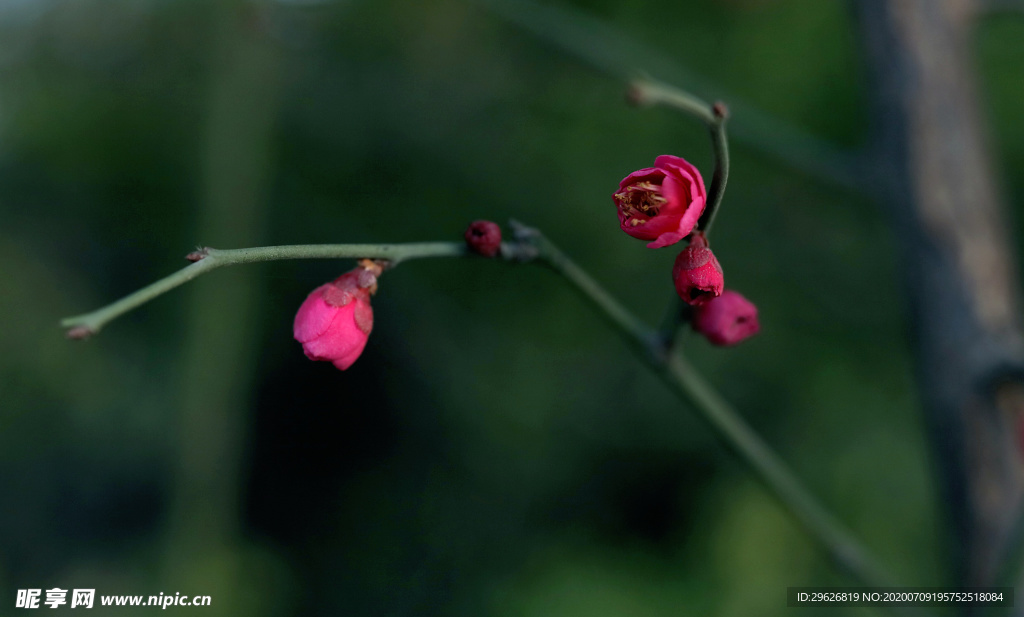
(672, 237, 724, 306)
(692, 290, 760, 346)
(465, 220, 502, 257)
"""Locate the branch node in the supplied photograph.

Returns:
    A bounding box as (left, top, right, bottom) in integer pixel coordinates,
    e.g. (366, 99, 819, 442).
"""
(185, 247, 210, 262)
(504, 220, 544, 262)
(500, 242, 539, 262)
(509, 219, 543, 240)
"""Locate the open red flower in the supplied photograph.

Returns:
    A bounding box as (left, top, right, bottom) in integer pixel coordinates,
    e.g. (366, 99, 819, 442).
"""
(693, 290, 760, 346)
(293, 267, 376, 370)
(672, 234, 724, 305)
(613, 154, 707, 248)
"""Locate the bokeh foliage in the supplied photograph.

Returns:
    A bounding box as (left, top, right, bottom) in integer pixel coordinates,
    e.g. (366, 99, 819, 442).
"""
(3, 0, 1024, 615)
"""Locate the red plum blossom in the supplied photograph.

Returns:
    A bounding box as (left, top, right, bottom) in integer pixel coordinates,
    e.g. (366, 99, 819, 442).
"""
(613, 154, 707, 249)
(293, 267, 376, 370)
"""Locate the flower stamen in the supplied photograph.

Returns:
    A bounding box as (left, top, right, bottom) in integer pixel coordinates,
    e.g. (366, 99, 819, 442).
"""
(612, 155, 707, 249)
(615, 182, 667, 225)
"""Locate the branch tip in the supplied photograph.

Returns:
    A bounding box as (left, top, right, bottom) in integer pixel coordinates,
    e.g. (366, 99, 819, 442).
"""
(65, 325, 94, 340)
(625, 82, 649, 107)
(713, 101, 730, 120)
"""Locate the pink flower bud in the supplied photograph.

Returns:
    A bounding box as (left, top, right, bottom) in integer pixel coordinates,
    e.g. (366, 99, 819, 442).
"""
(671, 235, 724, 305)
(465, 220, 502, 257)
(693, 290, 760, 346)
(293, 268, 375, 371)
(613, 155, 707, 249)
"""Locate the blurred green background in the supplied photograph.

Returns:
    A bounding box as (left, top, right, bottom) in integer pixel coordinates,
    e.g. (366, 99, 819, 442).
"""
(3, 0, 1024, 615)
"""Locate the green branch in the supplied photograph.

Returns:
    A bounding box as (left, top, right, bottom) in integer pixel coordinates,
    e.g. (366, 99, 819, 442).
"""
(59, 243, 466, 336)
(516, 222, 892, 590)
(473, 0, 864, 191)
(61, 229, 898, 597)
(629, 77, 731, 235)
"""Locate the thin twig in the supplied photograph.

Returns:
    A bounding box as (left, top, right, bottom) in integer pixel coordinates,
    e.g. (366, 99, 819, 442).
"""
(519, 223, 894, 590)
(59, 243, 466, 336)
(473, 0, 865, 191)
(656, 292, 688, 349)
(62, 230, 898, 600)
(629, 78, 731, 235)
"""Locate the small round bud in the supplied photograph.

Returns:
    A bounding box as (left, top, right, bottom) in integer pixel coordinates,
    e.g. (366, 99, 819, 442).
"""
(465, 220, 502, 257)
(692, 290, 759, 346)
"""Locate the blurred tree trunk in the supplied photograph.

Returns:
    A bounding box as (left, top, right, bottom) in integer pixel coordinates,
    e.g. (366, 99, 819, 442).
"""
(855, 0, 1024, 588)
(162, 2, 283, 613)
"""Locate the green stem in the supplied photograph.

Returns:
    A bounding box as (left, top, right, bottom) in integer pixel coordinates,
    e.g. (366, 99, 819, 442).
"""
(661, 351, 889, 586)
(631, 78, 716, 123)
(704, 118, 731, 234)
(528, 234, 654, 351)
(630, 77, 731, 235)
(523, 225, 891, 589)
(62, 230, 897, 597)
(656, 292, 688, 348)
(474, 0, 862, 190)
(60, 242, 466, 335)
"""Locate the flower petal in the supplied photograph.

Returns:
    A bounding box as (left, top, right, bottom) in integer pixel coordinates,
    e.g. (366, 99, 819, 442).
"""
(617, 166, 664, 191)
(293, 285, 337, 343)
(331, 336, 370, 370)
(299, 302, 367, 361)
